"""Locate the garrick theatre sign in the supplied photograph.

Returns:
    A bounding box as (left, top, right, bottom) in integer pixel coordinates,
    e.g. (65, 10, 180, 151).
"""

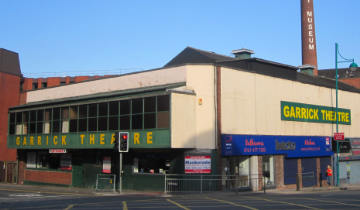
(281, 101, 351, 124)
(221, 101, 350, 157)
(8, 130, 170, 149)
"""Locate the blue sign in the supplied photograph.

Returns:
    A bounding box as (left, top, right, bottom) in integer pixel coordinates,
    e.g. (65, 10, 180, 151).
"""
(222, 134, 333, 158)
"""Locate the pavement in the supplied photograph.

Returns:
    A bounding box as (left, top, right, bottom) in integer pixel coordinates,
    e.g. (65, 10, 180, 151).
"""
(1, 182, 360, 197)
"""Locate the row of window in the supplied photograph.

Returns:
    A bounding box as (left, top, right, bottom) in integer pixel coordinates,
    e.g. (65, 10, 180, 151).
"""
(9, 95, 170, 135)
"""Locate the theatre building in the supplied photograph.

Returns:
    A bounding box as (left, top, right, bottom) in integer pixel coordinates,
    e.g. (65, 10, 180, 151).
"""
(7, 47, 360, 190)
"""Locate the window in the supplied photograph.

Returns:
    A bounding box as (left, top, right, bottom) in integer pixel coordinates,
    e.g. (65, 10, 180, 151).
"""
(120, 100, 130, 130)
(26, 151, 72, 171)
(52, 108, 60, 133)
(43, 109, 51, 134)
(109, 101, 119, 130)
(131, 98, 143, 130)
(32, 82, 38, 90)
(157, 95, 170, 128)
(9, 113, 15, 135)
(98, 102, 108, 131)
(69, 106, 78, 132)
(144, 97, 156, 129)
(22, 111, 29, 135)
(61, 107, 69, 133)
(88, 103, 97, 131)
(29, 113, 36, 134)
(79, 105, 87, 132)
(8, 94, 171, 135)
(41, 82, 47, 88)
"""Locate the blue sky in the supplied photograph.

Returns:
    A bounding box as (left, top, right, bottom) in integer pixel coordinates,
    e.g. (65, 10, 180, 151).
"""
(1, 0, 359, 77)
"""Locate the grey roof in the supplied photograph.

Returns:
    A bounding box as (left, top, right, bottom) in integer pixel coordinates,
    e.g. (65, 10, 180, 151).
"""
(164, 47, 234, 67)
(164, 46, 359, 93)
(0, 48, 21, 76)
(9, 82, 186, 111)
(319, 67, 360, 79)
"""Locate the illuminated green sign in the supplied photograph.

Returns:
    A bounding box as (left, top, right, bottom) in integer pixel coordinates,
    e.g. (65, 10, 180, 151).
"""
(281, 101, 351, 125)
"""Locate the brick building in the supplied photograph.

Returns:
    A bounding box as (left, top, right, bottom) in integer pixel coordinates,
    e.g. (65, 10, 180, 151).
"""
(0, 48, 111, 183)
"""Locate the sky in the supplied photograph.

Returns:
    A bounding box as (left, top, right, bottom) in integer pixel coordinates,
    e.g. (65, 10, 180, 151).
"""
(1, 0, 359, 77)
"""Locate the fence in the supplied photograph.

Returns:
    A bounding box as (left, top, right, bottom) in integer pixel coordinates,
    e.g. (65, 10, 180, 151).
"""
(95, 174, 116, 192)
(164, 174, 264, 193)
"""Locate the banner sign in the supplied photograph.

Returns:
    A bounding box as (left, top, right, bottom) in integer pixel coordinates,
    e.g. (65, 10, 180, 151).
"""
(281, 101, 351, 125)
(49, 149, 67, 153)
(222, 134, 333, 158)
(8, 130, 170, 149)
(185, 156, 211, 174)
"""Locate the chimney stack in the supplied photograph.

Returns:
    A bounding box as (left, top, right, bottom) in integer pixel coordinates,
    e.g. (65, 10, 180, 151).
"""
(232, 48, 254, 60)
(301, 0, 318, 76)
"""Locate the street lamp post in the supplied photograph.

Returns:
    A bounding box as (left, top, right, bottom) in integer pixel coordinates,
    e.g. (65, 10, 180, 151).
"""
(334, 42, 358, 186)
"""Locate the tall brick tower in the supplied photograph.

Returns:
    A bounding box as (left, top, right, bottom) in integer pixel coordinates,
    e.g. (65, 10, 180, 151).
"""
(0, 49, 21, 164)
(301, 0, 318, 76)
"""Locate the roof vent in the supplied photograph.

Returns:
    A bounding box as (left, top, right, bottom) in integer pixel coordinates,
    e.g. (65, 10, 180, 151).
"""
(232, 48, 254, 60)
(298, 64, 315, 76)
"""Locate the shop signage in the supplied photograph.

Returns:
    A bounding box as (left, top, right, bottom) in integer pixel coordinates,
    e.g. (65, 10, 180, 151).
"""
(222, 134, 333, 158)
(49, 149, 67, 153)
(185, 156, 211, 174)
(350, 138, 360, 156)
(8, 130, 170, 149)
(332, 139, 351, 153)
(334, 132, 345, 141)
(281, 101, 351, 125)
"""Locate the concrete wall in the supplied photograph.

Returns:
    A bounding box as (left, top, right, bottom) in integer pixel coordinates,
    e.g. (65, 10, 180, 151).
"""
(221, 67, 360, 137)
(26, 66, 187, 103)
(186, 65, 216, 149)
(171, 92, 196, 148)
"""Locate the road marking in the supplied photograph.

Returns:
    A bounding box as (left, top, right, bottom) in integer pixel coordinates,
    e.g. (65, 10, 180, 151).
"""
(64, 204, 74, 210)
(304, 197, 360, 207)
(123, 201, 128, 210)
(206, 197, 258, 210)
(166, 199, 190, 210)
(243, 196, 321, 210)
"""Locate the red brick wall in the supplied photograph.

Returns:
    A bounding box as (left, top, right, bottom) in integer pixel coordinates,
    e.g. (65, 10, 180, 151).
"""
(340, 78, 360, 89)
(46, 77, 61, 87)
(0, 72, 20, 161)
(18, 159, 25, 184)
(25, 169, 72, 185)
(74, 76, 90, 83)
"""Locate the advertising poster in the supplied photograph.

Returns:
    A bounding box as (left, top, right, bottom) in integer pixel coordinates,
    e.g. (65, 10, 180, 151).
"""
(102, 156, 111, 174)
(60, 154, 72, 170)
(185, 156, 211, 174)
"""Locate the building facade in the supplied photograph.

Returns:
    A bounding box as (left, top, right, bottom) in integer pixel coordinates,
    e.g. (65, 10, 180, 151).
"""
(4, 47, 360, 190)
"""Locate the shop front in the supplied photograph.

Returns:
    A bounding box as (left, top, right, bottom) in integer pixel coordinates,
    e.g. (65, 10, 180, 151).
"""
(7, 94, 183, 189)
(339, 138, 360, 185)
(221, 134, 334, 189)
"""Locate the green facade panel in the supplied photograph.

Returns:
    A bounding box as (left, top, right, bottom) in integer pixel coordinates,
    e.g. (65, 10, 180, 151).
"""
(8, 129, 170, 149)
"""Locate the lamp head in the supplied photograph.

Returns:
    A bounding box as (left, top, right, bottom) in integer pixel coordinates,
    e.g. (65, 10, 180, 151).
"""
(349, 61, 358, 68)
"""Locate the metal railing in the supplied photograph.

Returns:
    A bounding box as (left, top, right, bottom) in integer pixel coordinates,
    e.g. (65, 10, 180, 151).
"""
(95, 174, 117, 192)
(164, 174, 264, 193)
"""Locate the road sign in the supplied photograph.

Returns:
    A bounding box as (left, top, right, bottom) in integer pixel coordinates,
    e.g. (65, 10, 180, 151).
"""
(334, 132, 344, 141)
